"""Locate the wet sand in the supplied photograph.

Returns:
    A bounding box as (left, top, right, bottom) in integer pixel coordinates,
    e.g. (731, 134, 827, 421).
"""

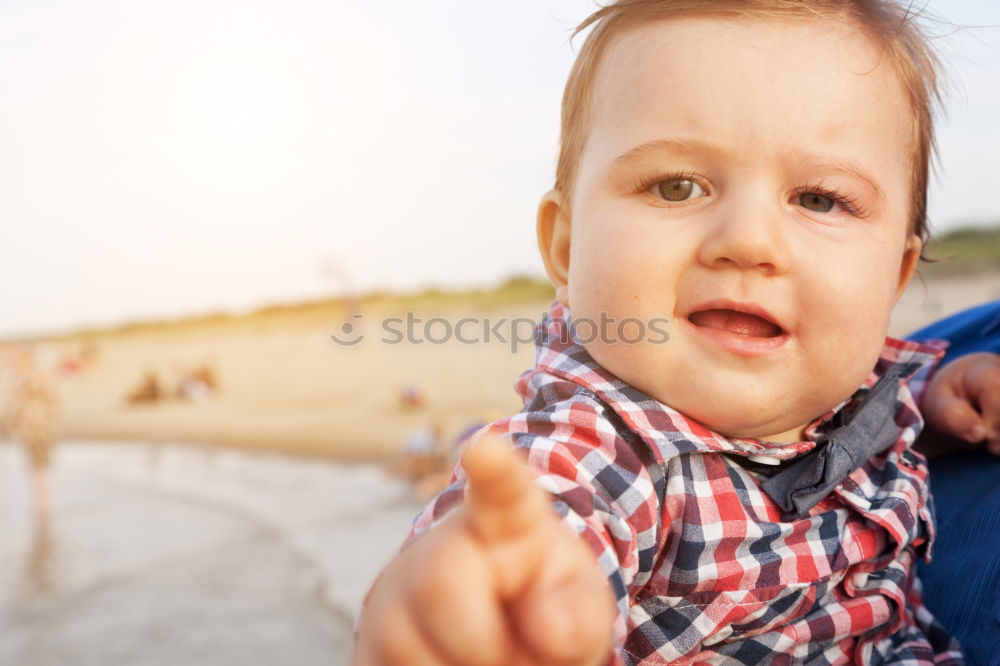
(0, 441, 424, 665)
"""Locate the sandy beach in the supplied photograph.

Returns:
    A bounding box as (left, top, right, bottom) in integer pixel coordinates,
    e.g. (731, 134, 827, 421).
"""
(24, 273, 1000, 463)
(0, 441, 423, 665)
(52, 299, 546, 461)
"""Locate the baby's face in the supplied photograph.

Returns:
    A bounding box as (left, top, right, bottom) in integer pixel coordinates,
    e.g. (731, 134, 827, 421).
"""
(542, 16, 921, 442)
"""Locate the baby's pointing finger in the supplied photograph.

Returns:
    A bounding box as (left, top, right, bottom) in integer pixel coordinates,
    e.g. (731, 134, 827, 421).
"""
(462, 436, 554, 544)
(405, 526, 512, 666)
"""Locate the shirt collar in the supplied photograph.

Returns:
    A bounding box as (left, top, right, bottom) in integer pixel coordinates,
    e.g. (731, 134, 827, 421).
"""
(528, 300, 945, 463)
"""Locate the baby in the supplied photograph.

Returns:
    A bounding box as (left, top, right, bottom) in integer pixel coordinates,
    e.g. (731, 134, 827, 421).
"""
(355, 1, 983, 664)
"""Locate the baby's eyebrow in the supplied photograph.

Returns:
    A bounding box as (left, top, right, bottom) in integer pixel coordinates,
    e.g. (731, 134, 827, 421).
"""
(797, 154, 885, 203)
(612, 138, 727, 166)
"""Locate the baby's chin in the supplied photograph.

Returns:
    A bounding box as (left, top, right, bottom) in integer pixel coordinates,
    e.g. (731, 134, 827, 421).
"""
(708, 420, 811, 445)
(632, 379, 817, 444)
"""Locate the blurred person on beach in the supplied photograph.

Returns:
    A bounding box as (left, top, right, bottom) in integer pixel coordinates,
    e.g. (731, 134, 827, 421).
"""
(397, 416, 502, 501)
(398, 383, 427, 410)
(353, 1, 989, 664)
(175, 362, 218, 402)
(126, 367, 163, 405)
(398, 421, 446, 500)
(3, 344, 60, 528)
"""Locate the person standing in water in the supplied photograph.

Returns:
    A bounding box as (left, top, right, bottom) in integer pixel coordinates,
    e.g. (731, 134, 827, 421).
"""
(4, 344, 60, 528)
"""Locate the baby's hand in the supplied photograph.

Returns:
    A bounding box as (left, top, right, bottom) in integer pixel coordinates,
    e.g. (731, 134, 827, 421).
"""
(922, 352, 1000, 454)
(353, 436, 616, 666)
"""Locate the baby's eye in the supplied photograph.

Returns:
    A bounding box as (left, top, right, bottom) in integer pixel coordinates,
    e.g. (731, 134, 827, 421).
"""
(653, 177, 707, 202)
(798, 192, 835, 213)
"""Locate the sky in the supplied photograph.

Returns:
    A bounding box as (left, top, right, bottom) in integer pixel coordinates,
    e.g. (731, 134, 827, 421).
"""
(1, 0, 998, 337)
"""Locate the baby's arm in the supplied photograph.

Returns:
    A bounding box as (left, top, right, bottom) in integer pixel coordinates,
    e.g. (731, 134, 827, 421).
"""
(919, 352, 1000, 455)
(353, 436, 617, 666)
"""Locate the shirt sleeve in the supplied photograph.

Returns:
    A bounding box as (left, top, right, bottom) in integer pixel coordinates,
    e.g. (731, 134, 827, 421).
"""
(409, 388, 668, 666)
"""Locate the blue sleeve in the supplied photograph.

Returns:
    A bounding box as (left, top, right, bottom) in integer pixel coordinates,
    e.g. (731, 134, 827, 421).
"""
(906, 300, 1000, 365)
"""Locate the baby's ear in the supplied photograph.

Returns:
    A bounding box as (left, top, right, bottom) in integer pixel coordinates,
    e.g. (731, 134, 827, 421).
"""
(537, 189, 571, 306)
(895, 233, 922, 300)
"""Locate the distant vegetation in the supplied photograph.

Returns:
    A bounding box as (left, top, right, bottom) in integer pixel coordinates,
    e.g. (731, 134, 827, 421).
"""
(42, 274, 556, 342)
(922, 222, 1000, 278)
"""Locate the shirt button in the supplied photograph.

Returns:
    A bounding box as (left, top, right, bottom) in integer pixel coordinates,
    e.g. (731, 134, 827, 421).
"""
(702, 625, 734, 646)
(852, 571, 870, 589)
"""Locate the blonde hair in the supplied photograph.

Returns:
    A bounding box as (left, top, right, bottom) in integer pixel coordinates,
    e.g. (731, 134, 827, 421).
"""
(555, 0, 944, 243)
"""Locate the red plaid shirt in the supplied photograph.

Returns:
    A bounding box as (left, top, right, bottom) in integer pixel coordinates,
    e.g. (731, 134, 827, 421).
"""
(411, 301, 963, 665)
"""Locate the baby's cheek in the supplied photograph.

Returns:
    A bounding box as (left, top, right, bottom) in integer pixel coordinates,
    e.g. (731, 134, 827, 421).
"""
(805, 331, 882, 404)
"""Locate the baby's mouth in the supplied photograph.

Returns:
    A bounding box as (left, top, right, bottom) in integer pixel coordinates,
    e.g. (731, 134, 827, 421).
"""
(688, 308, 784, 338)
